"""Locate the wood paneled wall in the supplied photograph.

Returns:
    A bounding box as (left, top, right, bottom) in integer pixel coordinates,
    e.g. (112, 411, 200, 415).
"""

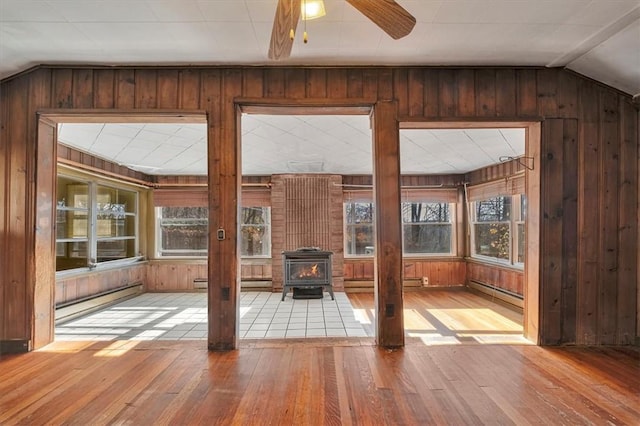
(0, 66, 637, 349)
(55, 264, 146, 306)
(466, 261, 524, 296)
(345, 259, 465, 287)
(146, 262, 207, 292)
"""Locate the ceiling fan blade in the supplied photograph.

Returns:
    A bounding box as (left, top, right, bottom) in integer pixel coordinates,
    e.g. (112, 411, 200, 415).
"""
(346, 0, 416, 40)
(268, 0, 302, 60)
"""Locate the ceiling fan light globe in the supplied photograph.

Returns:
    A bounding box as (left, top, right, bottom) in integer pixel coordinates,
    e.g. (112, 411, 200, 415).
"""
(301, 0, 326, 20)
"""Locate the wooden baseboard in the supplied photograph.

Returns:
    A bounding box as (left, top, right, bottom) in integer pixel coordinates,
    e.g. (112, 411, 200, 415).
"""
(0, 339, 30, 354)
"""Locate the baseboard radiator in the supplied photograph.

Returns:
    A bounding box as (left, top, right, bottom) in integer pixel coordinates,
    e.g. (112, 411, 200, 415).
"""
(55, 284, 143, 323)
(467, 280, 523, 310)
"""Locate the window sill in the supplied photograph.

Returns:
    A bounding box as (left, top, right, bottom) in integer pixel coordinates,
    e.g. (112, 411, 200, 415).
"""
(56, 257, 146, 280)
(465, 256, 524, 272)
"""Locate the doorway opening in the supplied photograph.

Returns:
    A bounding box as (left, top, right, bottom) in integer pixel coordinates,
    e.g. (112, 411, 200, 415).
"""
(238, 111, 375, 340)
(39, 113, 211, 344)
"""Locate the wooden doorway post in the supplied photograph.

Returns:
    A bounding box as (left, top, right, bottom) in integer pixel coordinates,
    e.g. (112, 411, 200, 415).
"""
(372, 101, 404, 348)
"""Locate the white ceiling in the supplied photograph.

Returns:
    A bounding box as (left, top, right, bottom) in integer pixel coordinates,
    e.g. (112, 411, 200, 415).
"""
(57, 116, 525, 176)
(1, 0, 639, 96)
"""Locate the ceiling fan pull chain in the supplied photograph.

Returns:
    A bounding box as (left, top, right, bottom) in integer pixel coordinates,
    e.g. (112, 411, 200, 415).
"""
(289, 0, 295, 41)
(303, 0, 308, 43)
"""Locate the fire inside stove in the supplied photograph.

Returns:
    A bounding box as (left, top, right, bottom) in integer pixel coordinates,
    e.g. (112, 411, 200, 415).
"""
(287, 259, 328, 284)
(293, 263, 322, 279)
(281, 249, 334, 300)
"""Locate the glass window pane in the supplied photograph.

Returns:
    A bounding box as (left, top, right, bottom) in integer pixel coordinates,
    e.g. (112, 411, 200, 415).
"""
(402, 202, 450, 223)
(346, 224, 374, 255)
(473, 223, 510, 260)
(97, 239, 136, 262)
(475, 197, 511, 222)
(241, 225, 268, 256)
(346, 202, 374, 224)
(162, 206, 209, 219)
(56, 241, 88, 271)
(240, 207, 270, 257)
(517, 223, 525, 263)
(159, 207, 209, 256)
(403, 224, 452, 254)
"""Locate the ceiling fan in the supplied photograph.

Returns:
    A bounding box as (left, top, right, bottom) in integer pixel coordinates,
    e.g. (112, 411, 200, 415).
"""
(268, 0, 416, 60)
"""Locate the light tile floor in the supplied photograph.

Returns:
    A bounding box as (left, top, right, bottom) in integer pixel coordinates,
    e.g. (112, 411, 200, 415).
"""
(55, 291, 370, 341)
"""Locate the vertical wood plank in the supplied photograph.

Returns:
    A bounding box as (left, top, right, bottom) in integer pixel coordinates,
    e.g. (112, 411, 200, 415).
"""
(306, 69, 327, 98)
(179, 69, 201, 109)
(362, 69, 379, 100)
(157, 70, 179, 108)
(556, 71, 578, 119)
(5, 77, 29, 340)
(540, 119, 564, 344)
(438, 70, 455, 117)
(346, 69, 363, 98)
(115, 69, 135, 108)
(30, 68, 55, 349)
(576, 80, 600, 345)
(455, 69, 475, 117)
(372, 100, 404, 347)
(264, 68, 286, 98)
(94, 70, 115, 109)
(495, 69, 516, 117)
(524, 122, 541, 343)
(51, 69, 73, 108)
(561, 119, 578, 344)
(285, 68, 306, 98)
(536, 69, 558, 117)
(377, 69, 393, 101)
(617, 98, 638, 344)
(475, 69, 496, 117)
(393, 68, 409, 117)
(202, 69, 226, 348)
(516, 69, 537, 117)
(327, 69, 348, 99)
(407, 68, 424, 117)
(0, 79, 7, 333)
(72, 69, 94, 108)
(242, 68, 264, 98)
(598, 90, 619, 345)
(134, 70, 158, 108)
(423, 69, 439, 117)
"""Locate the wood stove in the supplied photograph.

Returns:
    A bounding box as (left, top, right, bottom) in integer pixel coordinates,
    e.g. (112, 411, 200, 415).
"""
(281, 248, 334, 301)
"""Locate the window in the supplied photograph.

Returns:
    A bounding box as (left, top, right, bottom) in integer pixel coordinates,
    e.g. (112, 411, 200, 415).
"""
(241, 207, 271, 257)
(402, 202, 454, 255)
(157, 207, 209, 257)
(344, 202, 374, 256)
(56, 174, 139, 272)
(471, 194, 525, 266)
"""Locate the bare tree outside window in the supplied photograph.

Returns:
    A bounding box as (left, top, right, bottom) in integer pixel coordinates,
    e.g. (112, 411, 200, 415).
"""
(402, 202, 453, 254)
(241, 207, 270, 257)
(158, 207, 208, 257)
(345, 202, 375, 255)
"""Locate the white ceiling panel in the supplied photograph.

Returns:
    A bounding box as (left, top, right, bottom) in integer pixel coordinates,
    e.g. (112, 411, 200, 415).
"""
(1, 0, 638, 95)
(58, 118, 525, 176)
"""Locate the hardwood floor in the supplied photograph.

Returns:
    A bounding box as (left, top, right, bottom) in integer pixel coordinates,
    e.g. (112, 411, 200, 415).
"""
(1, 291, 638, 425)
(348, 289, 527, 344)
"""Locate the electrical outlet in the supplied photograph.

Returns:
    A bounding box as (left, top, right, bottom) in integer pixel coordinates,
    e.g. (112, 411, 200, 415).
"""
(421, 276, 429, 286)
